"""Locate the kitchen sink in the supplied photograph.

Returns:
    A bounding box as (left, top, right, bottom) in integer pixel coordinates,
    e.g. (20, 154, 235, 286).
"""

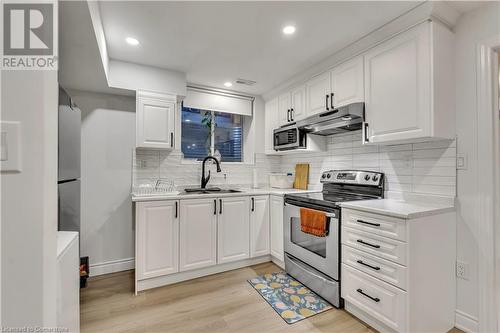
(182, 188, 242, 195)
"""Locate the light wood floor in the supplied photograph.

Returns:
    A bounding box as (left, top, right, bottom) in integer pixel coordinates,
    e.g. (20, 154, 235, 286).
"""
(81, 262, 463, 333)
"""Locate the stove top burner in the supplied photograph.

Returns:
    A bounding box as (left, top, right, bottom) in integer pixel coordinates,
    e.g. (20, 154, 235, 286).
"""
(285, 191, 377, 209)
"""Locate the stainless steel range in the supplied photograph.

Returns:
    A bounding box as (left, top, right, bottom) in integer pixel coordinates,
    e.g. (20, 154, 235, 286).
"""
(283, 170, 384, 308)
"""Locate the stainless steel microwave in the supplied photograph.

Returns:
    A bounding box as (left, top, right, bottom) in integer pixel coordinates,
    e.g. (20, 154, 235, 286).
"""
(273, 124, 307, 151)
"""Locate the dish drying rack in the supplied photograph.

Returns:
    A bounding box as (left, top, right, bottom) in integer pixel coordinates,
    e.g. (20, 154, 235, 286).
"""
(132, 179, 179, 196)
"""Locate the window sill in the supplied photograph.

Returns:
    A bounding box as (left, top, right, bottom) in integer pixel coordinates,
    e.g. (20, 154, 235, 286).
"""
(181, 159, 254, 166)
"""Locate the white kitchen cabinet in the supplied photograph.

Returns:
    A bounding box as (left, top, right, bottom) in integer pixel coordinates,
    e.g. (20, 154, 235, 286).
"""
(363, 20, 454, 144)
(179, 198, 217, 271)
(217, 196, 250, 264)
(270, 195, 284, 262)
(136, 90, 176, 149)
(278, 92, 291, 125)
(264, 97, 279, 154)
(305, 71, 331, 116)
(341, 207, 456, 333)
(136, 201, 179, 280)
(331, 56, 364, 108)
(250, 196, 270, 257)
(290, 85, 306, 121)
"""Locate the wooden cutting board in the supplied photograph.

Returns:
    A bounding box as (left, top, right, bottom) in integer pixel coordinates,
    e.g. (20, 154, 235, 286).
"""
(294, 163, 309, 190)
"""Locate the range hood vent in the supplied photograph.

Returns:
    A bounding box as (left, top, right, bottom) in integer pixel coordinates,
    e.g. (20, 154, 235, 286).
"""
(297, 102, 365, 136)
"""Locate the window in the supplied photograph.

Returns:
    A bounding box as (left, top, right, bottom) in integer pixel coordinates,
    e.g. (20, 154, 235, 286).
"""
(181, 106, 243, 162)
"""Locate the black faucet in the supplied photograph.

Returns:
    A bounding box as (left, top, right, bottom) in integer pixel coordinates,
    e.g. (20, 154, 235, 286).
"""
(201, 156, 222, 188)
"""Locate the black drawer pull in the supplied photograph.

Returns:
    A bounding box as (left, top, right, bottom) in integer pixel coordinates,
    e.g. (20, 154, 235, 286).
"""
(357, 260, 380, 271)
(219, 199, 223, 214)
(357, 289, 380, 303)
(175, 201, 178, 218)
(251, 197, 255, 212)
(214, 200, 217, 215)
(357, 219, 381, 227)
(357, 239, 381, 249)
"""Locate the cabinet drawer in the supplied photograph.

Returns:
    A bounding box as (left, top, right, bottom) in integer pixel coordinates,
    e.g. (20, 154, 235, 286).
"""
(342, 264, 407, 332)
(342, 245, 407, 290)
(342, 227, 407, 265)
(343, 208, 407, 241)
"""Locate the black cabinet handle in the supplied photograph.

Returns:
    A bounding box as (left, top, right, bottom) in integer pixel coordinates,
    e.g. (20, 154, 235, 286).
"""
(357, 260, 380, 271)
(170, 132, 174, 147)
(287, 109, 290, 122)
(357, 219, 381, 227)
(325, 94, 330, 111)
(363, 123, 369, 143)
(330, 93, 334, 110)
(357, 239, 381, 249)
(357, 289, 380, 303)
(175, 201, 178, 218)
(219, 199, 223, 214)
(251, 198, 255, 212)
(214, 200, 217, 215)
(290, 108, 294, 122)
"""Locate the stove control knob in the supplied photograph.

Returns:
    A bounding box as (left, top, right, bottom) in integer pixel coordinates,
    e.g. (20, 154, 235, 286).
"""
(322, 174, 326, 179)
(372, 175, 379, 182)
(326, 173, 331, 179)
(364, 174, 371, 181)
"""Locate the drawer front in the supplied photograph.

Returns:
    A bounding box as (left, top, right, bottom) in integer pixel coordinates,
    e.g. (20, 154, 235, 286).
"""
(343, 208, 407, 241)
(342, 227, 407, 265)
(342, 264, 407, 332)
(342, 245, 407, 290)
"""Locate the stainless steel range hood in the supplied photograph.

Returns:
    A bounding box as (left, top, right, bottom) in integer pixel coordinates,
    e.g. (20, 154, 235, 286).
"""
(297, 102, 364, 136)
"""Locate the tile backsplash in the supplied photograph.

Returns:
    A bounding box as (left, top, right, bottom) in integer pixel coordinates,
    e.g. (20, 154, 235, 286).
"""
(133, 130, 456, 197)
(280, 130, 457, 197)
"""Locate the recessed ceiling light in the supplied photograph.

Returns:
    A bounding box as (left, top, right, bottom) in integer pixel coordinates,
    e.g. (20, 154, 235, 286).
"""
(224, 82, 233, 87)
(282, 25, 296, 35)
(126, 37, 139, 46)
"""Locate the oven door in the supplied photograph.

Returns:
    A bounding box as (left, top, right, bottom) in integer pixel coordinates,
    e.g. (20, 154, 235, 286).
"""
(284, 202, 339, 280)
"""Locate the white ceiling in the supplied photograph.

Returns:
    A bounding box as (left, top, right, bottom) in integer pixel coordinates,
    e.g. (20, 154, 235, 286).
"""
(98, 1, 424, 95)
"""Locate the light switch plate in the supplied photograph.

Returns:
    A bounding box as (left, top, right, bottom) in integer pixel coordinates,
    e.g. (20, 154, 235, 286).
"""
(0, 121, 22, 172)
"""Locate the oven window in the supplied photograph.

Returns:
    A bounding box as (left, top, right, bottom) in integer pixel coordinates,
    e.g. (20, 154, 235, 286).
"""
(290, 217, 327, 258)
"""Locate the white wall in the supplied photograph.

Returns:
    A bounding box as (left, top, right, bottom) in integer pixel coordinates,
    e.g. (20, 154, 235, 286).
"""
(1, 71, 58, 326)
(68, 90, 136, 276)
(453, 3, 500, 330)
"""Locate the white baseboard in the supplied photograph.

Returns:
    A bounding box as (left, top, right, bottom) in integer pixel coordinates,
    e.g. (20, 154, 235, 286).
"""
(455, 310, 478, 333)
(89, 257, 135, 277)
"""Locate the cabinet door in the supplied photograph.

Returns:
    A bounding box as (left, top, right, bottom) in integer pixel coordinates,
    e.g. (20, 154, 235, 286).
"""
(305, 71, 331, 116)
(250, 196, 270, 257)
(179, 198, 217, 271)
(290, 85, 306, 121)
(278, 92, 291, 125)
(136, 95, 175, 149)
(218, 196, 250, 264)
(331, 56, 364, 108)
(264, 98, 279, 154)
(136, 201, 179, 280)
(270, 195, 284, 262)
(364, 23, 431, 143)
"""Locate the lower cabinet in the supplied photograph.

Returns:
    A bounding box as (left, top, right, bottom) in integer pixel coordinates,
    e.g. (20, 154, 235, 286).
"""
(179, 198, 217, 271)
(270, 195, 284, 262)
(250, 195, 270, 257)
(136, 201, 179, 280)
(217, 196, 250, 264)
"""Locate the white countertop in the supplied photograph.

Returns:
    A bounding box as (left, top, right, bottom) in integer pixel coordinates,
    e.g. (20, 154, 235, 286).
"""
(340, 198, 455, 219)
(131, 187, 321, 202)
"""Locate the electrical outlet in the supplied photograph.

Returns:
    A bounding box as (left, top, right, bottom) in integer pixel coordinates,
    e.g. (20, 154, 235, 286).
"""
(456, 261, 469, 280)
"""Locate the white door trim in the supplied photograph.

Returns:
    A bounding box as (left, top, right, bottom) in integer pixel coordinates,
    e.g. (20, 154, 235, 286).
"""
(475, 35, 500, 333)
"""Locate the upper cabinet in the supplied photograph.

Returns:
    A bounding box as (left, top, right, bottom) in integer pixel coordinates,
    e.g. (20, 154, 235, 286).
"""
(331, 56, 364, 108)
(305, 71, 331, 116)
(363, 21, 454, 144)
(305, 56, 364, 117)
(264, 98, 279, 154)
(136, 90, 176, 149)
(276, 84, 307, 126)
